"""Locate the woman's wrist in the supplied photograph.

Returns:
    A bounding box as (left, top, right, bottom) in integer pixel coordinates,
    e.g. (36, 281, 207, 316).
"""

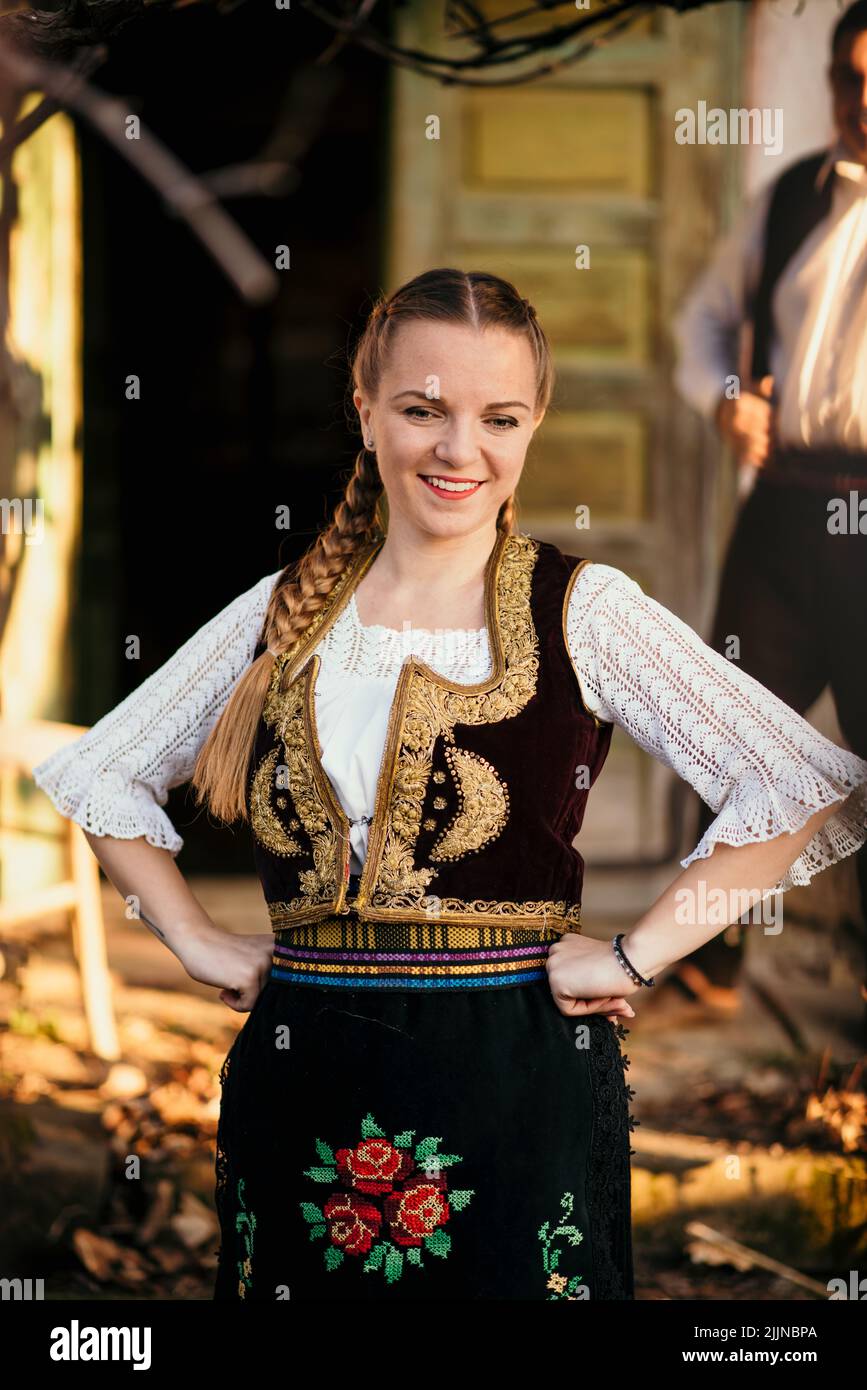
(138, 908, 222, 958)
(617, 924, 673, 983)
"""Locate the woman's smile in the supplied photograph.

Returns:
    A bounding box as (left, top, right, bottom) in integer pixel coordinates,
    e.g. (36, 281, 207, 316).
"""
(418, 473, 485, 499)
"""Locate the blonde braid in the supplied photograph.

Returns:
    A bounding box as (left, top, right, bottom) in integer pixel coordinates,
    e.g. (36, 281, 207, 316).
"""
(263, 448, 384, 668)
(190, 448, 383, 823)
(497, 493, 517, 536)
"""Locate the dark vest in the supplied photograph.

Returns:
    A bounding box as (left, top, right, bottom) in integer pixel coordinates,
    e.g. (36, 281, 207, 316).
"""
(750, 150, 835, 381)
(246, 532, 613, 935)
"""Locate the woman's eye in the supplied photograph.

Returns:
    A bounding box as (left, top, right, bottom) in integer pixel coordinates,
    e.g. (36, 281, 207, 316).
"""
(402, 407, 518, 431)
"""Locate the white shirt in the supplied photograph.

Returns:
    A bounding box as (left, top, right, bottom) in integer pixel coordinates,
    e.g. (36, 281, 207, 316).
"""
(32, 559, 867, 898)
(673, 143, 867, 450)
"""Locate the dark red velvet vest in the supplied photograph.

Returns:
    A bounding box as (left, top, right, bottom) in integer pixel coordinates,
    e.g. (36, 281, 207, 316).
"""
(247, 532, 613, 935)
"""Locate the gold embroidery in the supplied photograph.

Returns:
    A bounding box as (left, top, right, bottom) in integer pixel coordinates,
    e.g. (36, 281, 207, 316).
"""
(427, 898, 582, 933)
(249, 747, 304, 857)
(253, 662, 343, 909)
(265, 543, 382, 709)
(253, 532, 585, 932)
(561, 557, 610, 731)
(267, 901, 581, 936)
(429, 746, 509, 863)
(362, 534, 539, 914)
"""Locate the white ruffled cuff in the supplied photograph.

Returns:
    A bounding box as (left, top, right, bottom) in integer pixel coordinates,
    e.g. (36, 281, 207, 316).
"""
(32, 749, 185, 857)
(680, 745, 867, 896)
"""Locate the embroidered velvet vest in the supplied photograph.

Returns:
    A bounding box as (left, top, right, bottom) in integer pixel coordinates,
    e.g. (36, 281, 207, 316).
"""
(247, 532, 613, 935)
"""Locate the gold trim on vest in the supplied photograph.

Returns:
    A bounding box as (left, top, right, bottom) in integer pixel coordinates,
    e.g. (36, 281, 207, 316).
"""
(353, 533, 540, 921)
(250, 531, 584, 933)
(561, 557, 610, 731)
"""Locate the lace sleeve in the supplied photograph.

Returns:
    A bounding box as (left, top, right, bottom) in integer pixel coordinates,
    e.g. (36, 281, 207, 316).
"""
(32, 568, 284, 857)
(565, 562, 867, 894)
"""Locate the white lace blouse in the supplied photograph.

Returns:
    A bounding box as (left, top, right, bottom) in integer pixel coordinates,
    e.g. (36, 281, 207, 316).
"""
(32, 559, 867, 898)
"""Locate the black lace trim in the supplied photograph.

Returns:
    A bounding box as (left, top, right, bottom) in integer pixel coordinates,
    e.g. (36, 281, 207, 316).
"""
(213, 1047, 234, 1284)
(585, 1019, 637, 1300)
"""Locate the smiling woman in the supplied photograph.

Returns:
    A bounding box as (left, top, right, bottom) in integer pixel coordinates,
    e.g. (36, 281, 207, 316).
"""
(345, 294, 548, 631)
(32, 267, 867, 1302)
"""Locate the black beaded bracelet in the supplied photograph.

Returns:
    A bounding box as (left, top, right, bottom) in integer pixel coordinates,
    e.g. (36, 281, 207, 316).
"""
(612, 933, 655, 988)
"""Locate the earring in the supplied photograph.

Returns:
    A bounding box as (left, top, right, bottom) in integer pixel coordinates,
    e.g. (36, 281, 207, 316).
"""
(366, 436, 375, 450)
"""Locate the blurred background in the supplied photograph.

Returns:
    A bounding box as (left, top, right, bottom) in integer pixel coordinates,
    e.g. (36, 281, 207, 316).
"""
(1, 0, 864, 1300)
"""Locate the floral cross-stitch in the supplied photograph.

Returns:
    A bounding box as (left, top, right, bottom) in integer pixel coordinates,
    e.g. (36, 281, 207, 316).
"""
(538, 1191, 586, 1300)
(300, 1112, 474, 1285)
(235, 1177, 256, 1299)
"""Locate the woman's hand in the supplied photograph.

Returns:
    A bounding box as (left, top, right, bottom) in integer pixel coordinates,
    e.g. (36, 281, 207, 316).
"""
(175, 922, 275, 1013)
(546, 932, 640, 1020)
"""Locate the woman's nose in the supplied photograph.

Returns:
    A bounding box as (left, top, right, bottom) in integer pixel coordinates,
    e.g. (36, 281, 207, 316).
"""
(434, 427, 482, 469)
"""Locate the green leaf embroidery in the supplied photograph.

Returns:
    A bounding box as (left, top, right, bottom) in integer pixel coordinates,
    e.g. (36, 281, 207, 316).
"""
(538, 1192, 586, 1300)
(363, 1241, 388, 1273)
(414, 1136, 442, 1160)
(360, 1113, 386, 1138)
(424, 1229, 451, 1258)
(384, 1246, 404, 1284)
(303, 1165, 338, 1183)
(299, 1114, 473, 1287)
(235, 1177, 256, 1299)
(448, 1189, 475, 1211)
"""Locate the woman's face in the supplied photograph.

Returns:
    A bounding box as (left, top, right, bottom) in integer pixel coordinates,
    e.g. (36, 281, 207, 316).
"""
(354, 318, 544, 541)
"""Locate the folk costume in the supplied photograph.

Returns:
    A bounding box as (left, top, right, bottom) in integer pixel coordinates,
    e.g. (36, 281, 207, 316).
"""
(33, 530, 867, 1301)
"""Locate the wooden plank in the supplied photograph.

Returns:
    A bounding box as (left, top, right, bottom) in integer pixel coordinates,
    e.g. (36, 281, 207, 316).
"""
(463, 88, 652, 196)
(520, 410, 648, 522)
(448, 244, 650, 364)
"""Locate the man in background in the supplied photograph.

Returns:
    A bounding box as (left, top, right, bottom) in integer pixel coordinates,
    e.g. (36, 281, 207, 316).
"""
(672, 0, 867, 1013)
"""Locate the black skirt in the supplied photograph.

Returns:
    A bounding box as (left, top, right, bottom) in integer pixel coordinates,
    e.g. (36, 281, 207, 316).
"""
(213, 908, 636, 1302)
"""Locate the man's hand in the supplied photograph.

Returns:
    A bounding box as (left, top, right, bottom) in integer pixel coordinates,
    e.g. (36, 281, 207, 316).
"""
(715, 375, 776, 467)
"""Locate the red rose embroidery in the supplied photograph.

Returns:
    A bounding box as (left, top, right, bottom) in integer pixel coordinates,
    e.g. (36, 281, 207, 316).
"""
(301, 1114, 474, 1284)
(335, 1138, 415, 1195)
(323, 1192, 382, 1255)
(384, 1173, 450, 1247)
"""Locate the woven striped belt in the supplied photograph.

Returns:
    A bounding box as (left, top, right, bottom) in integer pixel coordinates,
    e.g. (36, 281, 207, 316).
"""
(269, 881, 562, 990)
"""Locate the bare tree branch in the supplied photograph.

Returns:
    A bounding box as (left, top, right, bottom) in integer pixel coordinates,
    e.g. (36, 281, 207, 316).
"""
(0, 41, 108, 162)
(0, 34, 280, 303)
(1, 0, 750, 82)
